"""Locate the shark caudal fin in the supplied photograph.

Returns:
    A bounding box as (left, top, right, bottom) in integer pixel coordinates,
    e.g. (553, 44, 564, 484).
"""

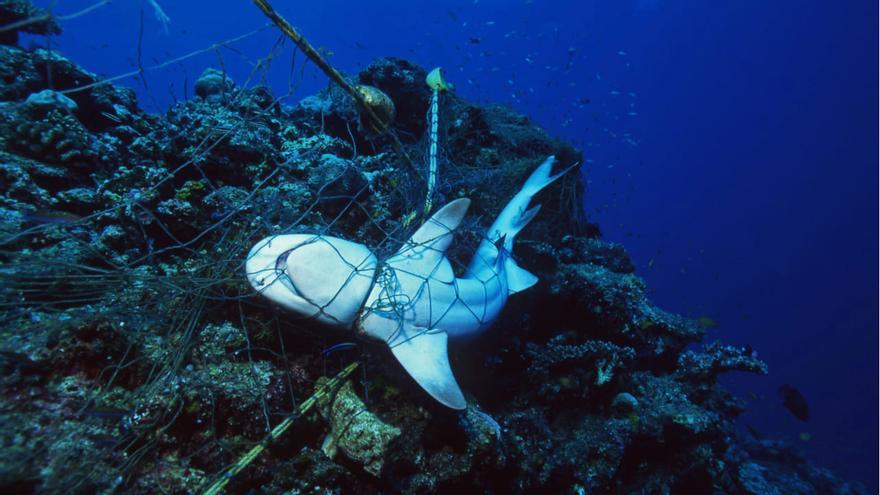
(520, 155, 573, 197)
(496, 156, 576, 252)
(467, 156, 579, 292)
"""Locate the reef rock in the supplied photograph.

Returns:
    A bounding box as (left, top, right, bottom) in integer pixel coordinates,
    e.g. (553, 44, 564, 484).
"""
(0, 19, 866, 494)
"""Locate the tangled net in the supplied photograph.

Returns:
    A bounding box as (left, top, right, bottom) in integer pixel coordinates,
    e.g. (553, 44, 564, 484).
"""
(0, 3, 584, 493)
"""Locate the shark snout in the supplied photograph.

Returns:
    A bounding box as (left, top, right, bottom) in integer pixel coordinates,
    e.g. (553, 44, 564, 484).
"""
(246, 234, 378, 326)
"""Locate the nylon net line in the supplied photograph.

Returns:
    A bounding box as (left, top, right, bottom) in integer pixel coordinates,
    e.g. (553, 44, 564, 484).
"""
(0, 3, 584, 493)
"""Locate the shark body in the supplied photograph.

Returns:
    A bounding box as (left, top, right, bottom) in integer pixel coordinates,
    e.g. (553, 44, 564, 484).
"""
(246, 156, 572, 409)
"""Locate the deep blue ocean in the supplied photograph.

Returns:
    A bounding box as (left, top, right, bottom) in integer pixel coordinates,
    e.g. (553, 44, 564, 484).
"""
(28, 0, 878, 488)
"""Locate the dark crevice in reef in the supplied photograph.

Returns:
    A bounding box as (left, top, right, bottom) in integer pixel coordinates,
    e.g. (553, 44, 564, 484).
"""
(0, 5, 868, 493)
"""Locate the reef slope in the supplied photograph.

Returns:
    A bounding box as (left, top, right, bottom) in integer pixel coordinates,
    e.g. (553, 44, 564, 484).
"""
(0, 36, 866, 495)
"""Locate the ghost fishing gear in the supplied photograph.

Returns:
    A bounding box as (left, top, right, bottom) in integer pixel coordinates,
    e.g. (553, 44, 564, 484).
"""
(423, 67, 453, 215)
(251, 0, 420, 180)
(401, 67, 452, 227)
(246, 156, 574, 409)
(200, 362, 359, 495)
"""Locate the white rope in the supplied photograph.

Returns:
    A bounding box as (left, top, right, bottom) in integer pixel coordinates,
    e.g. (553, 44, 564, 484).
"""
(425, 87, 440, 214)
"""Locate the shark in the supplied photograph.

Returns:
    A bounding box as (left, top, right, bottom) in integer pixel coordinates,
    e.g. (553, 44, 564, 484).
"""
(245, 155, 574, 409)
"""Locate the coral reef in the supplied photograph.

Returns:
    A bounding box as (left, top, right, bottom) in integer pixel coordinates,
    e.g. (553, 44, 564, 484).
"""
(0, 0, 60, 45)
(0, 26, 866, 495)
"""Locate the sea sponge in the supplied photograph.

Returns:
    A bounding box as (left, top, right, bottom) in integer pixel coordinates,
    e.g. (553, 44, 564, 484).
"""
(315, 378, 401, 476)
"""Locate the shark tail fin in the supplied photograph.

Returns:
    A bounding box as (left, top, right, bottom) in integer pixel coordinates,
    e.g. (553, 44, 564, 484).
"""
(499, 155, 578, 293)
(521, 155, 576, 196)
(503, 156, 577, 249)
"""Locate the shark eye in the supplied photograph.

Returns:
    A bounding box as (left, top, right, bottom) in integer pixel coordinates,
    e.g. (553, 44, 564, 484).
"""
(275, 249, 299, 295)
(275, 249, 291, 271)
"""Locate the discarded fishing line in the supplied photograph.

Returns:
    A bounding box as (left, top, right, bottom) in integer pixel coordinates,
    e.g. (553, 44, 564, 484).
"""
(0, 2, 585, 493)
(200, 362, 359, 495)
(251, 0, 422, 183)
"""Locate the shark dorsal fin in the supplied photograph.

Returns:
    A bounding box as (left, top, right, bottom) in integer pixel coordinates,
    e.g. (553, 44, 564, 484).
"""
(408, 198, 470, 252)
(387, 198, 470, 282)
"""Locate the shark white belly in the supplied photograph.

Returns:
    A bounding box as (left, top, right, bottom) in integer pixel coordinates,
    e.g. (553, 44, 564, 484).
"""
(246, 155, 575, 409)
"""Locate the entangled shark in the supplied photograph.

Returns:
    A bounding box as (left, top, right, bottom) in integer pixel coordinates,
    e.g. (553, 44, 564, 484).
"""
(246, 156, 574, 409)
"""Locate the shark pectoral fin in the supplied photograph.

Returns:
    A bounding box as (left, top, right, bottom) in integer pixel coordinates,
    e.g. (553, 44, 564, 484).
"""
(505, 257, 539, 294)
(388, 327, 467, 410)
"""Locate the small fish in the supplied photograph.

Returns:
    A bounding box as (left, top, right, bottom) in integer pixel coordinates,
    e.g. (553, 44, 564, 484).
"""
(565, 46, 576, 70)
(779, 384, 809, 422)
(91, 434, 123, 448)
(799, 432, 812, 442)
(695, 316, 717, 329)
(469, 37, 482, 44)
(79, 407, 132, 420)
(210, 210, 230, 222)
(322, 342, 357, 357)
(21, 209, 83, 225)
(100, 111, 122, 123)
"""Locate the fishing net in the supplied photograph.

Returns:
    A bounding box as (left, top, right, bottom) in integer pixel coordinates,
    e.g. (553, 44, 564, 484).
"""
(0, 2, 584, 492)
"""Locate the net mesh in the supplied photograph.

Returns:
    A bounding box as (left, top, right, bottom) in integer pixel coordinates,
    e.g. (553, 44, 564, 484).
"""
(0, 3, 584, 492)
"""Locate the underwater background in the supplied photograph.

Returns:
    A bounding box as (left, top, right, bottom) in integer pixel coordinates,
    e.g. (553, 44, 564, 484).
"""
(3, 0, 877, 493)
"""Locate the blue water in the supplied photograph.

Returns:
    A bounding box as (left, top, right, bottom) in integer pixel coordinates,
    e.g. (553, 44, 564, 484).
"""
(30, 0, 878, 488)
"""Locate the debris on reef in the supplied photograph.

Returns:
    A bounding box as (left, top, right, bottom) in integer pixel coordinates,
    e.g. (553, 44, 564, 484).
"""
(315, 378, 401, 477)
(0, 21, 866, 495)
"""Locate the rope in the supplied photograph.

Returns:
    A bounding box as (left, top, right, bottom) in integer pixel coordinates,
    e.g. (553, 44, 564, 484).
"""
(251, 0, 422, 184)
(200, 362, 359, 495)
